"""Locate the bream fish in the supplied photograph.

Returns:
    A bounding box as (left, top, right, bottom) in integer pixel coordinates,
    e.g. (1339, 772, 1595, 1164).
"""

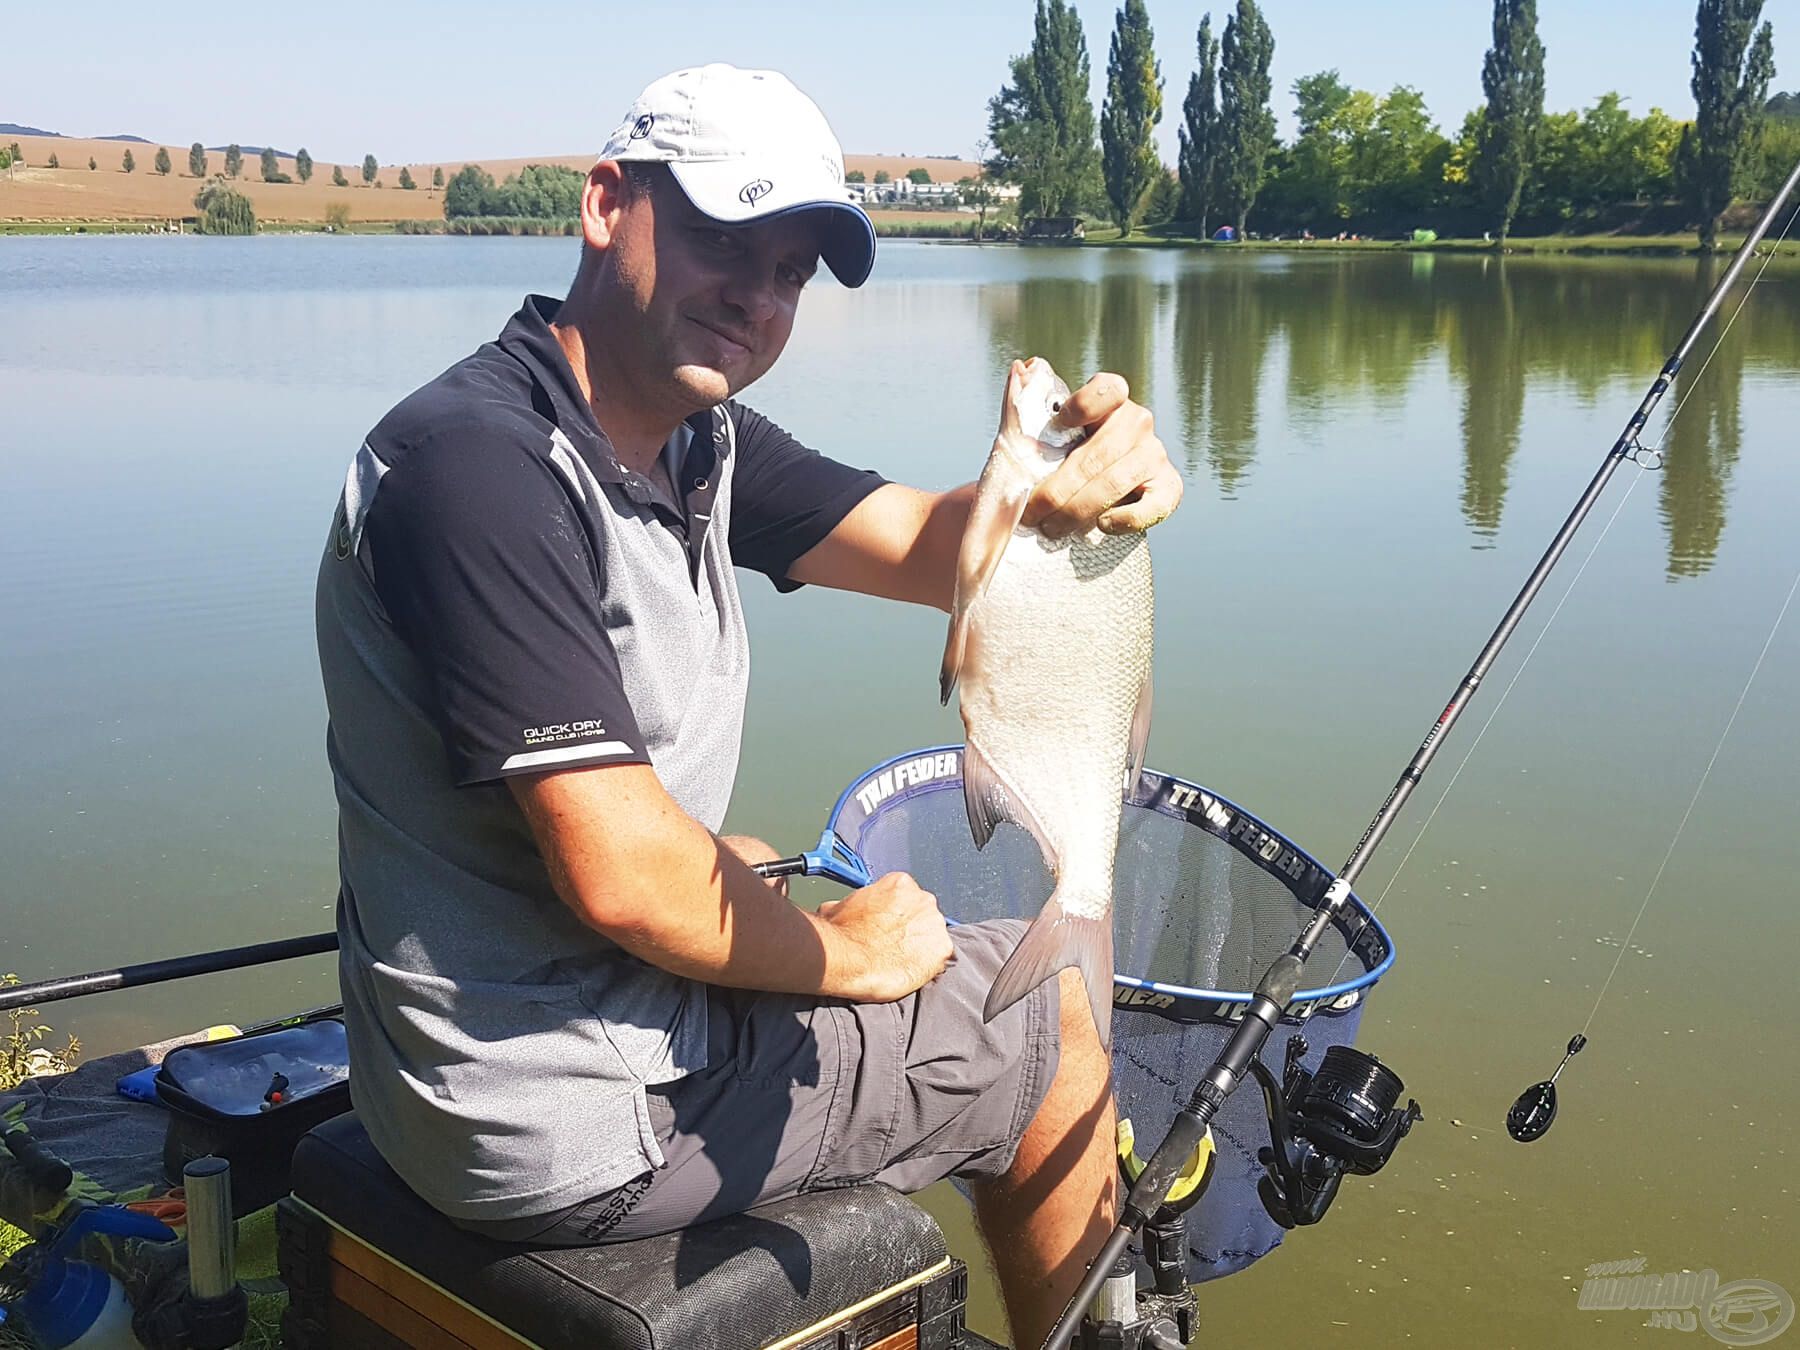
(939, 357, 1154, 1048)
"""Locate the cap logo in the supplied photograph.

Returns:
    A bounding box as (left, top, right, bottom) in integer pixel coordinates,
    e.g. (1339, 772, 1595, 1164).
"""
(738, 178, 774, 206)
(629, 114, 654, 140)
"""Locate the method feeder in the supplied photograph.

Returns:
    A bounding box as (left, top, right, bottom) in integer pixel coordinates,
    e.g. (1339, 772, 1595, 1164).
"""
(1040, 153, 1800, 1350)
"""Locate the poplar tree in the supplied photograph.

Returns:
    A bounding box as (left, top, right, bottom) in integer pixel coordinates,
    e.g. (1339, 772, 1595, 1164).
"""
(1216, 0, 1276, 236)
(332, 164, 348, 187)
(224, 144, 243, 178)
(362, 153, 378, 185)
(1686, 0, 1776, 251)
(1178, 13, 1221, 232)
(121, 148, 136, 173)
(432, 166, 445, 188)
(1476, 0, 1546, 244)
(154, 146, 171, 175)
(987, 0, 1102, 219)
(1101, 0, 1164, 235)
(260, 146, 281, 181)
(296, 147, 313, 183)
(189, 142, 206, 177)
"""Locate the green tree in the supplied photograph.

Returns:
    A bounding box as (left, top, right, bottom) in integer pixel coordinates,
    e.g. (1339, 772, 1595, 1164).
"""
(47, 152, 59, 169)
(847, 168, 867, 183)
(1177, 13, 1222, 231)
(332, 164, 348, 187)
(324, 201, 352, 231)
(121, 148, 136, 173)
(906, 167, 931, 184)
(432, 165, 445, 188)
(224, 144, 243, 178)
(260, 146, 280, 181)
(154, 146, 171, 175)
(296, 147, 313, 183)
(444, 164, 495, 217)
(399, 165, 416, 189)
(873, 169, 891, 184)
(1216, 0, 1277, 235)
(1277, 69, 1355, 223)
(987, 0, 1102, 219)
(362, 153, 379, 185)
(194, 178, 256, 235)
(0, 146, 12, 174)
(1686, 0, 1776, 250)
(188, 142, 206, 177)
(1142, 167, 1182, 225)
(1477, 0, 1547, 243)
(1100, 0, 1165, 234)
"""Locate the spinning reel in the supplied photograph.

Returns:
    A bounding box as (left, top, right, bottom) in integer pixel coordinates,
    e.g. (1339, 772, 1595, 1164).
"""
(1249, 1037, 1421, 1229)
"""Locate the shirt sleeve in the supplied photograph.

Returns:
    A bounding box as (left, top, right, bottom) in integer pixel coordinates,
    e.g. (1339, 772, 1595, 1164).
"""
(361, 429, 651, 786)
(726, 403, 887, 592)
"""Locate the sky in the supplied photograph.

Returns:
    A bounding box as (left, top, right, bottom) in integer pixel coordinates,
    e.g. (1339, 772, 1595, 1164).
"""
(8, 1, 1781, 168)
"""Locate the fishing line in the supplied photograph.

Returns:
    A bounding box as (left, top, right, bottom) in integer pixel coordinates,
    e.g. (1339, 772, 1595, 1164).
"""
(1579, 558, 1800, 1037)
(1321, 472, 1646, 989)
(1322, 195, 1799, 994)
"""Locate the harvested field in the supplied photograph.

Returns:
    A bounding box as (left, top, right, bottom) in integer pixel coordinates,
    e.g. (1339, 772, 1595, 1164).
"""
(0, 134, 983, 224)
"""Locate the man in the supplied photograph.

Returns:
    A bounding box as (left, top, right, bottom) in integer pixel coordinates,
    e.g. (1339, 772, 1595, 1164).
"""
(315, 65, 1180, 1347)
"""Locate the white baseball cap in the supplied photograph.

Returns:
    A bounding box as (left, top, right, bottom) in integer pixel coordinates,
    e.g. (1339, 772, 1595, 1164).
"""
(600, 64, 877, 288)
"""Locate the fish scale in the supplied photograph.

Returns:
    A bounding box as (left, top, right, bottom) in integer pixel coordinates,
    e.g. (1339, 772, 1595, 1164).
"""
(939, 357, 1155, 1048)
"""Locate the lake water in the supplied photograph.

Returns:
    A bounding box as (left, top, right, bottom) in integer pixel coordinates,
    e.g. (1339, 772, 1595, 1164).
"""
(3, 236, 1797, 1346)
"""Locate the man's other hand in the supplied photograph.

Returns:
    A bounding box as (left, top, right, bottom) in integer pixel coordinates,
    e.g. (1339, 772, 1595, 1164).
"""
(815, 872, 953, 1003)
(1021, 372, 1182, 538)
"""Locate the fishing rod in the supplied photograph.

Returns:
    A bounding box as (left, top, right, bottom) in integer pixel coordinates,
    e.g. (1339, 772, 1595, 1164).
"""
(1042, 157, 1800, 1350)
(0, 855, 827, 1013)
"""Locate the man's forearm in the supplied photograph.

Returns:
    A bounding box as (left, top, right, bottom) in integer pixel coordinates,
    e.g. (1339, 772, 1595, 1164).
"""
(511, 766, 869, 997)
(786, 481, 976, 610)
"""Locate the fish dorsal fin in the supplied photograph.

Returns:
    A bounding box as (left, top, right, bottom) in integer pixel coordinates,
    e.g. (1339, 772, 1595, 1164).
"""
(1126, 667, 1153, 794)
(962, 737, 1058, 868)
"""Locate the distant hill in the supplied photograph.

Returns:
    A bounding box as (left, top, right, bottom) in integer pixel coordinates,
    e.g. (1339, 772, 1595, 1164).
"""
(0, 122, 60, 137)
(204, 145, 294, 157)
(1769, 91, 1800, 121)
(96, 134, 152, 143)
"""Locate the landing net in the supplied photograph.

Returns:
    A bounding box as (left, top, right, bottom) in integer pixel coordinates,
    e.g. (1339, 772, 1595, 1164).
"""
(825, 746, 1396, 1281)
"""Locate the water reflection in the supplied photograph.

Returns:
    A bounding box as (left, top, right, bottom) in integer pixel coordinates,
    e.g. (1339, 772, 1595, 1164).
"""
(977, 250, 1793, 571)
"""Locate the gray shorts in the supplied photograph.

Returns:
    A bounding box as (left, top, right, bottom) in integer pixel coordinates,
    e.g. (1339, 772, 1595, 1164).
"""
(456, 918, 1060, 1245)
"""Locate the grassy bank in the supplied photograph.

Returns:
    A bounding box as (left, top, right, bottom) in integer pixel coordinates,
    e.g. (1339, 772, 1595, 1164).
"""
(1083, 222, 1800, 259)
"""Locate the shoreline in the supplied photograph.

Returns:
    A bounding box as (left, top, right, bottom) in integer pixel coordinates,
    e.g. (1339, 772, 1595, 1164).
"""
(5, 218, 1795, 263)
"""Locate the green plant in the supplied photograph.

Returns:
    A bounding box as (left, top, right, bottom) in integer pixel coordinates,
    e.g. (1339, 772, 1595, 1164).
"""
(1, 975, 81, 1091)
(324, 201, 351, 231)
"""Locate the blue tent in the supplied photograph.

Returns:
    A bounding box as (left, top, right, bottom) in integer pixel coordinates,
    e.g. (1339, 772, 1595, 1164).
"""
(1213, 225, 1237, 241)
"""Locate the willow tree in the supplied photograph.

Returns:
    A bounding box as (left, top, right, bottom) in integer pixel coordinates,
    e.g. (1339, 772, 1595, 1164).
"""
(1178, 14, 1221, 233)
(1101, 0, 1164, 234)
(1477, 0, 1546, 244)
(1216, 0, 1276, 236)
(1685, 0, 1776, 251)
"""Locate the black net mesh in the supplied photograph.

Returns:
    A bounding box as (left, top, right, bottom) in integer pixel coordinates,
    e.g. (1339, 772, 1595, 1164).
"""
(833, 752, 1391, 1281)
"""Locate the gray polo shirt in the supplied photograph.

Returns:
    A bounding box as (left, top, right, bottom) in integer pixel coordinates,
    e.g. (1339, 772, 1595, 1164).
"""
(314, 295, 883, 1221)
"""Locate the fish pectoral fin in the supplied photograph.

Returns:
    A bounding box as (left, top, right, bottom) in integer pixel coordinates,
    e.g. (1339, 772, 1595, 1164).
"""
(939, 453, 1035, 704)
(1126, 667, 1153, 795)
(962, 738, 1056, 863)
(983, 894, 1116, 1050)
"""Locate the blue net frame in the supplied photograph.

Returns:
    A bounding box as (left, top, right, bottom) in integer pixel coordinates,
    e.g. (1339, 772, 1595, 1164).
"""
(820, 746, 1396, 1281)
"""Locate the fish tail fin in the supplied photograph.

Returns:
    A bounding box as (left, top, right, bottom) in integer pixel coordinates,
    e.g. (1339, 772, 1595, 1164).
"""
(984, 888, 1115, 1049)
